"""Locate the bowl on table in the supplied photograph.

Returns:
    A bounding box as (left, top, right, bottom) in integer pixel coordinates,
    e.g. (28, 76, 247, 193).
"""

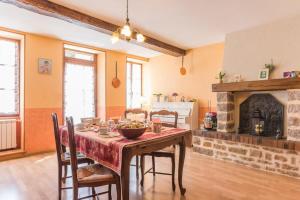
(117, 121, 147, 139)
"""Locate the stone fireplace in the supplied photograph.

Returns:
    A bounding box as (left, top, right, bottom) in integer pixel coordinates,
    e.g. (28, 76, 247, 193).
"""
(217, 90, 300, 141)
(193, 80, 300, 179)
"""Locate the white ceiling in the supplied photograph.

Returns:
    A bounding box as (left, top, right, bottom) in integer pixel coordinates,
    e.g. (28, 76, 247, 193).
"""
(2, 0, 300, 57)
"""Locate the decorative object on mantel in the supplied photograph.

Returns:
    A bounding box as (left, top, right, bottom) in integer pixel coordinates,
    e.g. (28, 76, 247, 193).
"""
(180, 96, 185, 102)
(112, 61, 121, 88)
(180, 56, 187, 75)
(216, 70, 226, 83)
(38, 58, 52, 74)
(258, 68, 269, 80)
(153, 93, 162, 102)
(111, 0, 145, 43)
(233, 74, 242, 82)
(264, 59, 275, 75)
(283, 71, 300, 78)
(172, 92, 178, 101)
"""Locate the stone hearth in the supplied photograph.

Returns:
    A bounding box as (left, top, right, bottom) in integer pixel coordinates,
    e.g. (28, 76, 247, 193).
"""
(193, 130, 300, 178)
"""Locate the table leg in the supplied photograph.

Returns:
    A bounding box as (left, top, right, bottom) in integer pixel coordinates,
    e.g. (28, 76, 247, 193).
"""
(121, 151, 132, 200)
(178, 137, 186, 195)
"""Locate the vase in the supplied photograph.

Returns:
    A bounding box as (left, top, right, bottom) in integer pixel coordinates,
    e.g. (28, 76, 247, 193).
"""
(156, 96, 160, 102)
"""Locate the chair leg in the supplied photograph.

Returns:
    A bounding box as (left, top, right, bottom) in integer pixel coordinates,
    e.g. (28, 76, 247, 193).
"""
(171, 155, 176, 191)
(63, 165, 68, 183)
(136, 156, 139, 179)
(58, 165, 62, 200)
(140, 155, 145, 187)
(116, 177, 121, 200)
(152, 155, 156, 176)
(108, 184, 112, 200)
(92, 187, 96, 200)
(73, 186, 78, 200)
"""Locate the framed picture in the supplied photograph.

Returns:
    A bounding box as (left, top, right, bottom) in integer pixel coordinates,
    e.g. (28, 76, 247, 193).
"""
(234, 74, 241, 82)
(38, 58, 52, 74)
(258, 69, 269, 80)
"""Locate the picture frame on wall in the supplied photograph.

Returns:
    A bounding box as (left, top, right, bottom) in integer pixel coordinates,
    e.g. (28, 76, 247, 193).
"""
(38, 58, 52, 74)
(258, 69, 269, 80)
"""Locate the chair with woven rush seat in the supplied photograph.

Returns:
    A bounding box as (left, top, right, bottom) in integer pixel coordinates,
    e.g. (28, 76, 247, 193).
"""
(140, 110, 178, 191)
(124, 108, 148, 179)
(51, 113, 94, 200)
(66, 117, 121, 200)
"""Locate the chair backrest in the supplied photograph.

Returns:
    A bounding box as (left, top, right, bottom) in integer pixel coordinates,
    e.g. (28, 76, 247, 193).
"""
(51, 113, 66, 165)
(66, 117, 79, 185)
(124, 109, 148, 121)
(150, 110, 178, 128)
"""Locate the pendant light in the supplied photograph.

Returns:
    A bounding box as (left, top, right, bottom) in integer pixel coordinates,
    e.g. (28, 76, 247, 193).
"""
(180, 56, 187, 75)
(111, 0, 145, 43)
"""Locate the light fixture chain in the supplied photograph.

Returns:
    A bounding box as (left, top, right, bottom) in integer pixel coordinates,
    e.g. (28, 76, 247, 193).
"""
(126, 0, 129, 22)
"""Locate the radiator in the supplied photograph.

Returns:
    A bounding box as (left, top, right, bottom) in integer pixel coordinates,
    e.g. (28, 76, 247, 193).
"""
(0, 119, 17, 151)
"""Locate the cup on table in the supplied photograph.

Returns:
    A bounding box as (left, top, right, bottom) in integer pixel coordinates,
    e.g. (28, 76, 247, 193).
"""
(99, 126, 108, 135)
(93, 118, 101, 126)
(153, 122, 162, 133)
(75, 123, 85, 131)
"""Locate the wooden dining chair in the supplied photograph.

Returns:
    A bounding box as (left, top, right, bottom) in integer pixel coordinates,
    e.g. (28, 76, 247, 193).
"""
(66, 116, 121, 200)
(124, 108, 148, 179)
(51, 113, 94, 200)
(140, 110, 178, 191)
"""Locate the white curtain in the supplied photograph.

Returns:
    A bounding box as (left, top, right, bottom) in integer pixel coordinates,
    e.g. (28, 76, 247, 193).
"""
(64, 63, 95, 123)
(0, 40, 19, 115)
(126, 62, 142, 109)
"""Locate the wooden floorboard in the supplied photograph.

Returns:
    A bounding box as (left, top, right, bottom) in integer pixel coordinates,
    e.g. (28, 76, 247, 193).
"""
(0, 148, 299, 200)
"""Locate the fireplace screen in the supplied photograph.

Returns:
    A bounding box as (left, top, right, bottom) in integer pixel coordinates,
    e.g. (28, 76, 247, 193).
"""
(239, 94, 284, 137)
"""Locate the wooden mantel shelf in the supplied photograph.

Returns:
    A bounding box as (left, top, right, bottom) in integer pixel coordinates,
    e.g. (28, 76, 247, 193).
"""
(212, 78, 300, 92)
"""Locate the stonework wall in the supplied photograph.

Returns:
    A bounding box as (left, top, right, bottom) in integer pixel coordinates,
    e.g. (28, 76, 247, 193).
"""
(193, 135, 300, 178)
(288, 89, 300, 141)
(217, 92, 235, 132)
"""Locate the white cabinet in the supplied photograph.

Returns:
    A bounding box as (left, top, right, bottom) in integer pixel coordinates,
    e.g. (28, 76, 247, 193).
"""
(151, 102, 198, 130)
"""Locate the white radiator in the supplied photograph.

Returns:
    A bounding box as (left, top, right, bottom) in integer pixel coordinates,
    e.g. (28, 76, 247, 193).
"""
(0, 119, 17, 151)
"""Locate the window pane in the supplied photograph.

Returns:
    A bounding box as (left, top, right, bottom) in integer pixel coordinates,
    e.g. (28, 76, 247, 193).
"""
(126, 62, 142, 109)
(0, 40, 17, 66)
(0, 39, 19, 115)
(65, 49, 94, 61)
(64, 63, 95, 123)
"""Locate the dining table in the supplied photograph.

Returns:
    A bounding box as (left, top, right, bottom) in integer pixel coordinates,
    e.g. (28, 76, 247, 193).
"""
(59, 126, 191, 200)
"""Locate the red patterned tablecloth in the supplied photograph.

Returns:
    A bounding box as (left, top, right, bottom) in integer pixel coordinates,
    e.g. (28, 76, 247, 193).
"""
(59, 127, 187, 175)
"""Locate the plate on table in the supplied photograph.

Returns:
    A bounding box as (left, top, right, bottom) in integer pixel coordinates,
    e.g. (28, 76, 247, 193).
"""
(99, 132, 120, 138)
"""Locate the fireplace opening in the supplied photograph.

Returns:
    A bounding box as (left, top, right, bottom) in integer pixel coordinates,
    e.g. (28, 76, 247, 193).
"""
(239, 94, 284, 137)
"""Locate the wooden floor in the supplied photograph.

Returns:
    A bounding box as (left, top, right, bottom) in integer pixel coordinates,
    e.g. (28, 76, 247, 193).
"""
(0, 149, 300, 200)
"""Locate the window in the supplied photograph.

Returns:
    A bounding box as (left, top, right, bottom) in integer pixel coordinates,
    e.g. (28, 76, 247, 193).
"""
(64, 49, 96, 123)
(0, 38, 20, 116)
(126, 62, 142, 109)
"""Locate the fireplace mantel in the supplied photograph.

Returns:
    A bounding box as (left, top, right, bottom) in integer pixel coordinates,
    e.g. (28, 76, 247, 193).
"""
(212, 78, 300, 92)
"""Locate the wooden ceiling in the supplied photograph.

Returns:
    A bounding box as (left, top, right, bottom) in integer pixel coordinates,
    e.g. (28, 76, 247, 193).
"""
(1, 0, 186, 56)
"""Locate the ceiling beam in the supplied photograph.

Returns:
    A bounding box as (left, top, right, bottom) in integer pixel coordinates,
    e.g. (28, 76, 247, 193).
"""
(1, 0, 186, 56)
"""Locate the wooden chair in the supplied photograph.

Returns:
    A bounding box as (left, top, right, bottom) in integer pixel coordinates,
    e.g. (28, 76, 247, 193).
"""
(66, 117, 121, 200)
(124, 109, 148, 179)
(140, 110, 178, 191)
(51, 113, 94, 200)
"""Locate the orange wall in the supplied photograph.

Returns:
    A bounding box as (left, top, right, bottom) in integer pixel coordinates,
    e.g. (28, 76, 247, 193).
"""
(0, 28, 137, 155)
(24, 34, 64, 153)
(144, 43, 224, 121)
(105, 51, 127, 119)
